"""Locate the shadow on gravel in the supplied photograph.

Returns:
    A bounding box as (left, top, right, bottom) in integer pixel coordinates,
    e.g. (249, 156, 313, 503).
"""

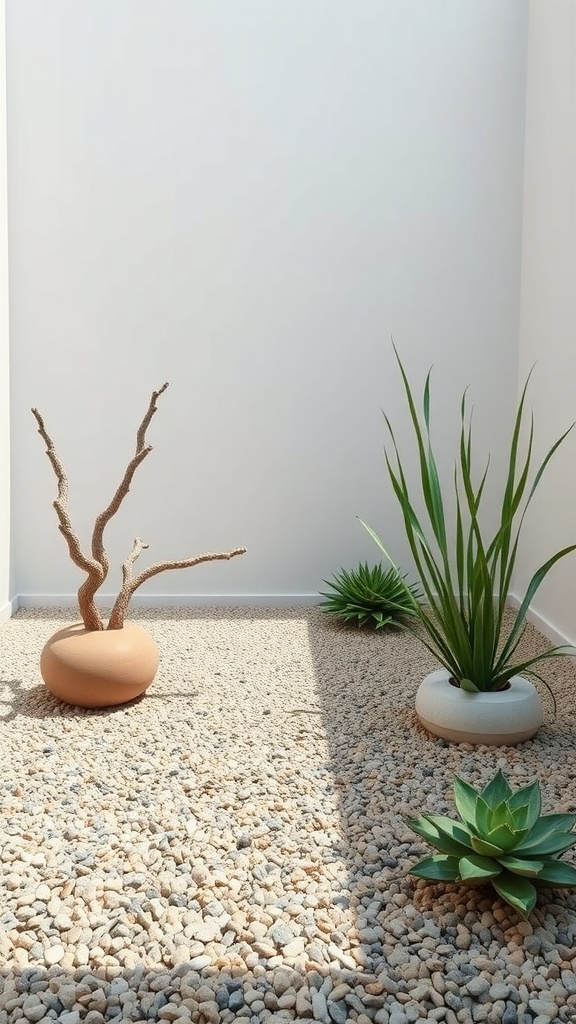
(0, 679, 27, 721)
(0, 686, 204, 722)
(0, 959, 402, 1022)
(306, 608, 576, 1024)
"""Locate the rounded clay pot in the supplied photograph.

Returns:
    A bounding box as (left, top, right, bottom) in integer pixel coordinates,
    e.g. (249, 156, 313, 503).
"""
(415, 669, 543, 746)
(40, 622, 159, 708)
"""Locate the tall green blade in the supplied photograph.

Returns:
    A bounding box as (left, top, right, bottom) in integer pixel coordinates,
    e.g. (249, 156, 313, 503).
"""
(526, 422, 575, 504)
(493, 420, 533, 609)
(391, 346, 449, 559)
(358, 517, 468, 678)
(498, 545, 576, 668)
(492, 377, 533, 610)
(454, 471, 466, 618)
(423, 374, 448, 555)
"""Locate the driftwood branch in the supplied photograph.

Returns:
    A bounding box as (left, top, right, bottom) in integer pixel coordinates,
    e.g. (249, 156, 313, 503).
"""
(31, 408, 105, 631)
(82, 383, 170, 613)
(107, 544, 247, 630)
(34, 382, 246, 634)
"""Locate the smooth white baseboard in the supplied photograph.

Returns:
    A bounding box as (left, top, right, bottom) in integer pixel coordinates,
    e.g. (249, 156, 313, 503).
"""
(0, 596, 18, 622)
(15, 593, 322, 611)
(508, 592, 576, 651)
(9, 593, 576, 650)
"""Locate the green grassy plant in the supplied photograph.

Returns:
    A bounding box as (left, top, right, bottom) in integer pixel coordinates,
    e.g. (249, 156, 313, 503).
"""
(407, 770, 576, 918)
(319, 562, 419, 629)
(360, 346, 576, 691)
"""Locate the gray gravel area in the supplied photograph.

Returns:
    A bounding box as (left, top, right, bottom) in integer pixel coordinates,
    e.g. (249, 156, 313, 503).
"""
(0, 606, 575, 1024)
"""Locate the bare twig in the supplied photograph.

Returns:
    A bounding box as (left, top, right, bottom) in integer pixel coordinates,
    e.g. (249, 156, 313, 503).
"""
(121, 536, 150, 580)
(31, 408, 105, 631)
(107, 545, 247, 630)
(84, 383, 170, 612)
(136, 382, 169, 453)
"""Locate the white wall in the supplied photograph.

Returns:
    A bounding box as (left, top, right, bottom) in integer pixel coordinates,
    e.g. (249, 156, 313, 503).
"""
(515, 0, 576, 646)
(0, 1, 11, 620)
(7, 0, 527, 605)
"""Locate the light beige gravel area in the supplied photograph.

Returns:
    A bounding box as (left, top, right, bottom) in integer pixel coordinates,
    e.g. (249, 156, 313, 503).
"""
(0, 606, 575, 1024)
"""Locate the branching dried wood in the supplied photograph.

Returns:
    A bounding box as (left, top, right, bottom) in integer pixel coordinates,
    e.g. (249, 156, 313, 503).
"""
(33, 384, 246, 630)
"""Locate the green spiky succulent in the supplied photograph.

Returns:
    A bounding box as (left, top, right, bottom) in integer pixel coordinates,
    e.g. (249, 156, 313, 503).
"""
(319, 562, 420, 629)
(360, 345, 576, 691)
(407, 770, 576, 918)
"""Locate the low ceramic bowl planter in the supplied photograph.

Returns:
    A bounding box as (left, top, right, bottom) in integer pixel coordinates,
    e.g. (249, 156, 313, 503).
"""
(415, 669, 543, 746)
(40, 622, 159, 709)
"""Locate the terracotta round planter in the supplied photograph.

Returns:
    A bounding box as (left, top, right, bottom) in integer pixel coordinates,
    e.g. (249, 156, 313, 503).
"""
(40, 622, 159, 708)
(415, 669, 543, 746)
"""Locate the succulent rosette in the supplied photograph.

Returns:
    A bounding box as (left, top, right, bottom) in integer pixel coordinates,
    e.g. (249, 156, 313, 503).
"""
(407, 770, 576, 917)
(319, 562, 419, 629)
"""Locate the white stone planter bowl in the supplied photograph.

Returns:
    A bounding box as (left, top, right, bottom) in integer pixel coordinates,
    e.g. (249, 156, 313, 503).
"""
(415, 669, 543, 746)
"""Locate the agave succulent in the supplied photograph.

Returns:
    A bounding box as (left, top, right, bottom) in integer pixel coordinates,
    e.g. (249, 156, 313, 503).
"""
(319, 562, 419, 629)
(407, 770, 576, 917)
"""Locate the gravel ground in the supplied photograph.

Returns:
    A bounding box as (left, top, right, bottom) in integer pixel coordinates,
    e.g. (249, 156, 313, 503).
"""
(0, 606, 575, 1024)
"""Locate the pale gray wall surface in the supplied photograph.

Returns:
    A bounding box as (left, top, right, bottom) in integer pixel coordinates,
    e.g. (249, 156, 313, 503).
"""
(0, 1, 11, 619)
(8, 0, 527, 602)
(515, 0, 576, 646)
